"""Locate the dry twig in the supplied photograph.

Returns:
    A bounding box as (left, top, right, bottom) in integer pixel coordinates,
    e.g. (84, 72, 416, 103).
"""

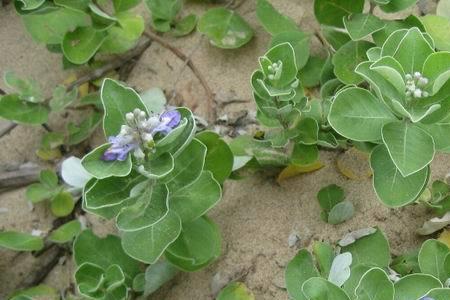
(0, 167, 41, 192)
(143, 30, 216, 121)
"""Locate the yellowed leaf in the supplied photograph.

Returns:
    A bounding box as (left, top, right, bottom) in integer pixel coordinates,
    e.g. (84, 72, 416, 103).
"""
(336, 147, 372, 180)
(36, 148, 61, 161)
(78, 82, 89, 98)
(277, 161, 324, 183)
(63, 73, 77, 85)
(438, 229, 450, 249)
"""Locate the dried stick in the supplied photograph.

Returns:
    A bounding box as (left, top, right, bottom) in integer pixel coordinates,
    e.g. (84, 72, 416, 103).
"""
(14, 245, 65, 291)
(0, 167, 41, 191)
(143, 29, 215, 121)
(66, 39, 152, 91)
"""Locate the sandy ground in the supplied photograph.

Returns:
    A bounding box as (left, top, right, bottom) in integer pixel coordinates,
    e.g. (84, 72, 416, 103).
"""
(0, 0, 447, 299)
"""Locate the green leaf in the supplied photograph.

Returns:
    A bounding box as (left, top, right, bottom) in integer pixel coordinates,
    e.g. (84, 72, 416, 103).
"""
(196, 131, 233, 183)
(73, 229, 141, 277)
(263, 42, 298, 88)
(0, 231, 43, 251)
(217, 282, 255, 300)
(313, 242, 334, 278)
(0, 94, 49, 124)
(48, 220, 82, 243)
(40, 169, 58, 187)
(101, 78, 148, 137)
(418, 239, 450, 282)
(198, 8, 253, 49)
(146, 0, 181, 24)
(22, 6, 90, 44)
(314, 0, 364, 28)
(332, 40, 374, 84)
(256, 0, 298, 35)
(50, 191, 74, 217)
(170, 171, 221, 223)
(317, 184, 344, 213)
(380, 0, 418, 13)
(54, 0, 90, 12)
(99, 12, 144, 54)
(166, 216, 221, 271)
(328, 201, 354, 225)
(341, 228, 390, 268)
(172, 14, 197, 37)
(16, 0, 45, 10)
(67, 111, 102, 145)
(285, 250, 319, 300)
(81, 143, 132, 179)
(9, 285, 57, 300)
(140, 87, 166, 114)
(26, 183, 56, 203)
(291, 144, 318, 166)
(419, 117, 450, 153)
(302, 277, 350, 300)
(49, 85, 78, 111)
(328, 87, 396, 142)
(62, 27, 106, 64)
(421, 15, 450, 51)
(344, 13, 385, 41)
(299, 56, 326, 88)
(4, 71, 43, 103)
(84, 174, 145, 219)
(142, 260, 179, 296)
(270, 31, 310, 69)
(121, 210, 181, 264)
(381, 121, 435, 177)
(113, 0, 140, 12)
(88, 3, 117, 30)
(394, 274, 442, 300)
(381, 27, 434, 74)
(355, 267, 394, 300)
(321, 26, 351, 51)
(370, 145, 429, 207)
(116, 184, 169, 232)
(425, 288, 450, 300)
(162, 138, 207, 192)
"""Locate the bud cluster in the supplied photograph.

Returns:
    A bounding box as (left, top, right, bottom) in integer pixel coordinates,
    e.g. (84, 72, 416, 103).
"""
(405, 72, 429, 98)
(267, 60, 283, 81)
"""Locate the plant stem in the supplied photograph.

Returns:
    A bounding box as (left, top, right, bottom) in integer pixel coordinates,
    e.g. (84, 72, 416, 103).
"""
(143, 29, 215, 121)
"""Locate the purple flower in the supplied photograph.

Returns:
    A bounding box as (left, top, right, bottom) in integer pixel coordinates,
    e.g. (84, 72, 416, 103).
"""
(101, 136, 138, 161)
(151, 110, 181, 135)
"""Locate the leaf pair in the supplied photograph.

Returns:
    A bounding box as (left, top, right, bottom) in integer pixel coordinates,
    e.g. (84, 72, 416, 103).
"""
(317, 184, 354, 224)
(26, 170, 75, 217)
(146, 0, 197, 37)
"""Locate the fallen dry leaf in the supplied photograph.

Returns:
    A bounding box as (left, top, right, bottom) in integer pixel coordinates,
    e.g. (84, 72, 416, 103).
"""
(277, 161, 324, 183)
(336, 147, 372, 180)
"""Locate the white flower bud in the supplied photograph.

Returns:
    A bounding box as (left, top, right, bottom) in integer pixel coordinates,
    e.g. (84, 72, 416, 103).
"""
(422, 91, 429, 97)
(405, 74, 413, 81)
(126, 112, 134, 121)
(414, 88, 422, 98)
(134, 148, 145, 159)
(268, 74, 275, 80)
(418, 77, 428, 86)
(414, 72, 422, 79)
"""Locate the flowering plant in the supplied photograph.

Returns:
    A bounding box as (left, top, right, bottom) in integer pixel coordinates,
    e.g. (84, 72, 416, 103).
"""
(285, 228, 450, 300)
(72, 79, 233, 298)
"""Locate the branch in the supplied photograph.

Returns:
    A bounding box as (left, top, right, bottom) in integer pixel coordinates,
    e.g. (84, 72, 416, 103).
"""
(14, 245, 65, 291)
(143, 30, 215, 121)
(0, 167, 40, 192)
(66, 39, 152, 91)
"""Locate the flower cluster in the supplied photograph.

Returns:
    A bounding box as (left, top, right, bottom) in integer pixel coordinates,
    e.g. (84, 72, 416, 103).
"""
(101, 108, 181, 161)
(267, 60, 283, 81)
(405, 72, 429, 98)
